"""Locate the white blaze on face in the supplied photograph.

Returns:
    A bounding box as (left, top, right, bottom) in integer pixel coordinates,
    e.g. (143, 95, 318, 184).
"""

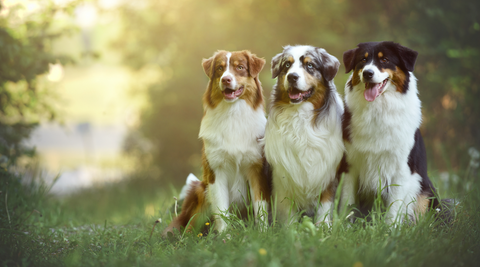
(284, 46, 310, 91)
(219, 52, 237, 90)
(361, 63, 389, 84)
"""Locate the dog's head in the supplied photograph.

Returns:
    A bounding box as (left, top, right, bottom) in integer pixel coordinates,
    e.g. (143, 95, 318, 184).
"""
(271, 45, 340, 108)
(343, 41, 418, 102)
(202, 50, 265, 109)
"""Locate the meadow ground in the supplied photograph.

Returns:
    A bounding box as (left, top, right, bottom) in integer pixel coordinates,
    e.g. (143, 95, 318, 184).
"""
(1, 168, 479, 267)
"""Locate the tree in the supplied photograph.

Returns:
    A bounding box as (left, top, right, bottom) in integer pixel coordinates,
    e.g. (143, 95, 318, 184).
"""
(116, 0, 479, 185)
(0, 1, 78, 165)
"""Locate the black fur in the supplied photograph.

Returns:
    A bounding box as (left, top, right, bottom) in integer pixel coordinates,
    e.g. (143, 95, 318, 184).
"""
(407, 129, 440, 208)
(343, 41, 418, 94)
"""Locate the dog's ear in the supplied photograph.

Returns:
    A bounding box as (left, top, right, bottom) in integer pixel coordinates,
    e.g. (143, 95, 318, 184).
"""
(245, 51, 266, 78)
(271, 52, 284, 79)
(382, 42, 418, 72)
(202, 54, 215, 79)
(317, 48, 340, 82)
(395, 44, 418, 72)
(343, 48, 357, 74)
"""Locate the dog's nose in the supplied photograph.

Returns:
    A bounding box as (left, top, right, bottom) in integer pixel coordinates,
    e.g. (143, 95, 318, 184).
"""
(222, 76, 232, 85)
(287, 73, 299, 83)
(363, 69, 374, 80)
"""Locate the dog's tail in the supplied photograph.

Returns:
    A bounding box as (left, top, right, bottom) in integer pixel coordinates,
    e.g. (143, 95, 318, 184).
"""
(162, 174, 208, 237)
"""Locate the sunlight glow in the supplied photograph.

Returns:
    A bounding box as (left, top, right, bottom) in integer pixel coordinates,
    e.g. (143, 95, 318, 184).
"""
(47, 63, 64, 82)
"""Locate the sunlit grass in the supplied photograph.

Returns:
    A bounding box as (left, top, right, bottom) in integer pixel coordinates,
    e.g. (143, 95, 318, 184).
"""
(1, 168, 479, 267)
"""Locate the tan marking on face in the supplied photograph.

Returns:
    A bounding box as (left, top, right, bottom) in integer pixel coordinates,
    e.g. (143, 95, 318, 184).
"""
(383, 67, 406, 93)
(272, 75, 291, 109)
(230, 51, 264, 109)
(203, 51, 228, 109)
(364, 52, 368, 58)
(304, 70, 329, 122)
(203, 51, 265, 110)
(351, 68, 362, 86)
(304, 57, 312, 63)
(378, 52, 383, 58)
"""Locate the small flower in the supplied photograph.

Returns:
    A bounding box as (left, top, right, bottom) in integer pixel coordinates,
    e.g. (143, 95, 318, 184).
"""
(197, 233, 203, 237)
(353, 262, 363, 267)
(205, 222, 210, 226)
(258, 248, 267, 255)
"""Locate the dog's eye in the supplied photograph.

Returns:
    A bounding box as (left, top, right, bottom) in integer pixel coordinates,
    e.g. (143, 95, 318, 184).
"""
(237, 65, 244, 70)
(285, 62, 291, 68)
(307, 63, 314, 69)
(218, 67, 223, 71)
(362, 58, 367, 62)
(381, 57, 389, 63)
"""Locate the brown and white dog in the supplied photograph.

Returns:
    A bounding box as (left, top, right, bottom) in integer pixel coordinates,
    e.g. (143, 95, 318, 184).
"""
(163, 50, 271, 235)
(340, 41, 443, 224)
(264, 45, 344, 225)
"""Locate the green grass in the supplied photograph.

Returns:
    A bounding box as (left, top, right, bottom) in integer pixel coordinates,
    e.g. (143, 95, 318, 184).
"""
(1, 167, 479, 267)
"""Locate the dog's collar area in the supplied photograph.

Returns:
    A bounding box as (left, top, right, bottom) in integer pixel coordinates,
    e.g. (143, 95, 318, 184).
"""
(288, 87, 313, 103)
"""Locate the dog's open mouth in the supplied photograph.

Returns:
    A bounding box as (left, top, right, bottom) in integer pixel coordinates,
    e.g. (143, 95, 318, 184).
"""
(364, 79, 388, 102)
(288, 87, 313, 103)
(223, 86, 244, 100)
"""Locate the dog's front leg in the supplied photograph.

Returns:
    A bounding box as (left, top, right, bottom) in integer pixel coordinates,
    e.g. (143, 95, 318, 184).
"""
(208, 175, 230, 233)
(339, 172, 357, 222)
(315, 198, 333, 226)
(385, 173, 422, 226)
(248, 162, 269, 231)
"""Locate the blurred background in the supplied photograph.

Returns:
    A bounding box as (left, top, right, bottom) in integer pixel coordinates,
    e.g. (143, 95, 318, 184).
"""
(1, 0, 479, 203)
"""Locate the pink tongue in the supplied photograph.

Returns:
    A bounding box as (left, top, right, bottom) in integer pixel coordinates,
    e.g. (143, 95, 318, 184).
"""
(364, 83, 382, 102)
(289, 92, 301, 99)
(224, 88, 243, 99)
(224, 90, 236, 99)
(234, 89, 242, 97)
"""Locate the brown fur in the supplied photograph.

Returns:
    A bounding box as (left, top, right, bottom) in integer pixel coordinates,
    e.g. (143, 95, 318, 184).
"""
(320, 182, 337, 203)
(351, 69, 362, 86)
(342, 105, 352, 143)
(162, 181, 207, 235)
(201, 144, 215, 184)
(248, 159, 272, 202)
(383, 67, 407, 93)
(413, 194, 431, 222)
(272, 57, 329, 118)
(163, 50, 269, 237)
(202, 50, 265, 110)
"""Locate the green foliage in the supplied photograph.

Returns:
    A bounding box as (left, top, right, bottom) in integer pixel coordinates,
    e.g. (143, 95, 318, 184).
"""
(346, 0, 480, 173)
(116, 0, 480, 185)
(0, 1, 78, 165)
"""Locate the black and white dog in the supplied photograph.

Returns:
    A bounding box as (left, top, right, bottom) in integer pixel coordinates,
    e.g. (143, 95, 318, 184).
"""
(340, 41, 440, 224)
(264, 45, 344, 225)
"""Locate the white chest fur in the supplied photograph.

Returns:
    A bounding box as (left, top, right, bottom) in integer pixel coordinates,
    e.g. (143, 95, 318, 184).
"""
(200, 100, 266, 169)
(265, 96, 344, 205)
(345, 73, 422, 192)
